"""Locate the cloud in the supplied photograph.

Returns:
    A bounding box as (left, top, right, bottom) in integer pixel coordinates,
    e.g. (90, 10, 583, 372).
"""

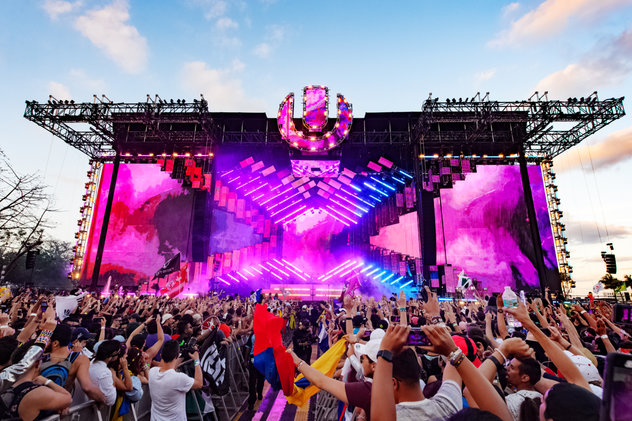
(181, 61, 265, 111)
(190, 0, 228, 20)
(554, 126, 632, 172)
(475, 68, 496, 82)
(502, 2, 521, 17)
(69, 69, 106, 92)
(565, 219, 631, 245)
(74, 0, 148, 74)
(215, 17, 238, 30)
(253, 42, 271, 58)
(535, 27, 632, 98)
(48, 81, 72, 99)
(489, 0, 632, 47)
(252, 24, 287, 58)
(42, 0, 82, 20)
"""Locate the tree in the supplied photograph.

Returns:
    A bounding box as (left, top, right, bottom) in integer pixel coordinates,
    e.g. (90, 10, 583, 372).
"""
(600, 273, 623, 302)
(3, 239, 73, 290)
(623, 275, 632, 291)
(0, 149, 53, 277)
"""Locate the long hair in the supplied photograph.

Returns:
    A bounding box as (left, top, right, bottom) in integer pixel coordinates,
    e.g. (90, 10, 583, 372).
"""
(519, 396, 541, 421)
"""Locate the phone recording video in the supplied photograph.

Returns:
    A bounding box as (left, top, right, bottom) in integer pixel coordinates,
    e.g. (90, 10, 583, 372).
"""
(406, 327, 432, 346)
(601, 353, 632, 421)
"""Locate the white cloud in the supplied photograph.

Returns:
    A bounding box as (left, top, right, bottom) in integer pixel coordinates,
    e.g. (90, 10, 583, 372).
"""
(554, 126, 632, 173)
(42, 0, 82, 20)
(48, 81, 72, 99)
(181, 61, 265, 111)
(69, 69, 106, 92)
(253, 42, 271, 58)
(191, 0, 228, 20)
(252, 24, 287, 58)
(475, 68, 496, 82)
(74, 0, 148, 74)
(535, 27, 632, 98)
(215, 17, 238, 30)
(489, 0, 632, 47)
(502, 2, 521, 17)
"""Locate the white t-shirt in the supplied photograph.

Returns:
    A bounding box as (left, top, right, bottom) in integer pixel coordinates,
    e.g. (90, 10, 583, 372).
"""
(506, 389, 542, 421)
(148, 367, 195, 421)
(395, 380, 463, 420)
(89, 361, 116, 406)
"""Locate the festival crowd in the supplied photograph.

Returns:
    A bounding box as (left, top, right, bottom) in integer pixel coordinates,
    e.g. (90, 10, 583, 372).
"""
(0, 285, 630, 421)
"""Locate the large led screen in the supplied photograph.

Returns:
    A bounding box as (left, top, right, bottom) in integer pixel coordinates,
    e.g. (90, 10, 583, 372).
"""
(435, 165, 558, 292)
(281, 209, 346, 276)
(81, 163, 194, 287)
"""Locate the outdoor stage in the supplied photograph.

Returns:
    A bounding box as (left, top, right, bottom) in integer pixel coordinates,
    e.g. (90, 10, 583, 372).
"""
(24, 88, 625, 299)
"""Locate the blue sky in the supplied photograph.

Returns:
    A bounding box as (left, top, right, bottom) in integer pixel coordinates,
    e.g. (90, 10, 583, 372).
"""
(1, 0, 631, 294)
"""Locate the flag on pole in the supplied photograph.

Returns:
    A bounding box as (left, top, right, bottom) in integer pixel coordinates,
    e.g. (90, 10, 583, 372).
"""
(152, 253, 181, 280)
(160, 263, 188, 298)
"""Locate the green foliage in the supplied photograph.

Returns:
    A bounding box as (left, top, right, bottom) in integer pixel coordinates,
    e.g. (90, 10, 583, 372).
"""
(1, 239, 73, 289)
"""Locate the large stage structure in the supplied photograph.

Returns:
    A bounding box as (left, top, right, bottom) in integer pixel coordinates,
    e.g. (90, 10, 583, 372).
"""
(24, 90, 625, 299)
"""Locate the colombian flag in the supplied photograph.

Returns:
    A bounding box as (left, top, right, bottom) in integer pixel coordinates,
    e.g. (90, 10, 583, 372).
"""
(253, 304, 348, 406)
(286, 337, 347, 407)
(253, 304, 295, 395)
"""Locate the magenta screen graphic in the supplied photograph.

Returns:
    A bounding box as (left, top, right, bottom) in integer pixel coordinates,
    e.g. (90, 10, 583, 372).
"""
(81, 163, 194, 287)
(303, 86, 328, 131)
(435, 165, 558, 292)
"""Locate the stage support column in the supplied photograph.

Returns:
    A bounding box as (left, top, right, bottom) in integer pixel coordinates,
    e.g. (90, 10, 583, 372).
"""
(518, 152, 547, 293)
(413, 144, 437, 286)
(91, 153, 120, 289)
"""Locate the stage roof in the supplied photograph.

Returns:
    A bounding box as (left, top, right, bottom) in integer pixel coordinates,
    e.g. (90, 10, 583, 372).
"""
(24, 94, 625, 161)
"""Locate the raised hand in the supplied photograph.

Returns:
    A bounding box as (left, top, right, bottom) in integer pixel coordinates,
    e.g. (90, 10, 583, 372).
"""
(396, 290, 406, 310)
(380, 325, 410, 355)
(504, 301, 531, 325)
(424, 286, 440, 316)
(499, 337, 532, 359)
(419, 325, 458, 356)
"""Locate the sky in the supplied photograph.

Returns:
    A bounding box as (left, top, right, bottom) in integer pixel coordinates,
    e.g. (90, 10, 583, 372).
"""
(1, 0, 631, 295)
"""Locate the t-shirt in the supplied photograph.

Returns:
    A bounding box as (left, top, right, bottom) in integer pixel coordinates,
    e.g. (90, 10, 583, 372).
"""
(345, 380, 372, 419)
(148, 367, 195, 421)
(145, 333, 172, 361)
(395, 380, 463, 421)
(89, 361, 116, 406)
(505, 389, 542, 421)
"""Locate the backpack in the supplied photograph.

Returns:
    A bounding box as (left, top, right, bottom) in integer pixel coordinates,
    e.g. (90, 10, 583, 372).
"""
(40, 351, 80, 387)
(0, 381, 41, 419)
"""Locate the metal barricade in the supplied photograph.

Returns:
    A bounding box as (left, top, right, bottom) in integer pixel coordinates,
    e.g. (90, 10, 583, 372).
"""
(39, 401, 104, 421)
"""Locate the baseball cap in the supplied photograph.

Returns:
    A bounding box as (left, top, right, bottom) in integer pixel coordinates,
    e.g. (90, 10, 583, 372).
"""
(562, 350, 601, 383)
(369, 329, 385, 341)
(452, 335, 482, 367)
(112, 335, 125, 343)
(354, 337, 382, 362)
(71, 327, 95, 342)
(162, 313, 173, 323)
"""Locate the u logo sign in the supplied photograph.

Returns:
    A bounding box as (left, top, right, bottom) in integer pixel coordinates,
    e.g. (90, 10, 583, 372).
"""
(277, 85, 353, 152)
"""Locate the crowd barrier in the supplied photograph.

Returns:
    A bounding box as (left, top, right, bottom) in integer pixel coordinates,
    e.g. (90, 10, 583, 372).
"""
(37, 337, 251, 421)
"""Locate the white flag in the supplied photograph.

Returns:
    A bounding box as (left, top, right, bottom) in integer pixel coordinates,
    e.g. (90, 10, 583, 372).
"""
(55, 295, 79, 321)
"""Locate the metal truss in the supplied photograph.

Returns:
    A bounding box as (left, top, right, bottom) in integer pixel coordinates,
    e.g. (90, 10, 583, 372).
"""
(417, 93, 625, 159)
(24, 93, 624, 161)
(24, 96, 214, 159)
(541, 160, 574, 295)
